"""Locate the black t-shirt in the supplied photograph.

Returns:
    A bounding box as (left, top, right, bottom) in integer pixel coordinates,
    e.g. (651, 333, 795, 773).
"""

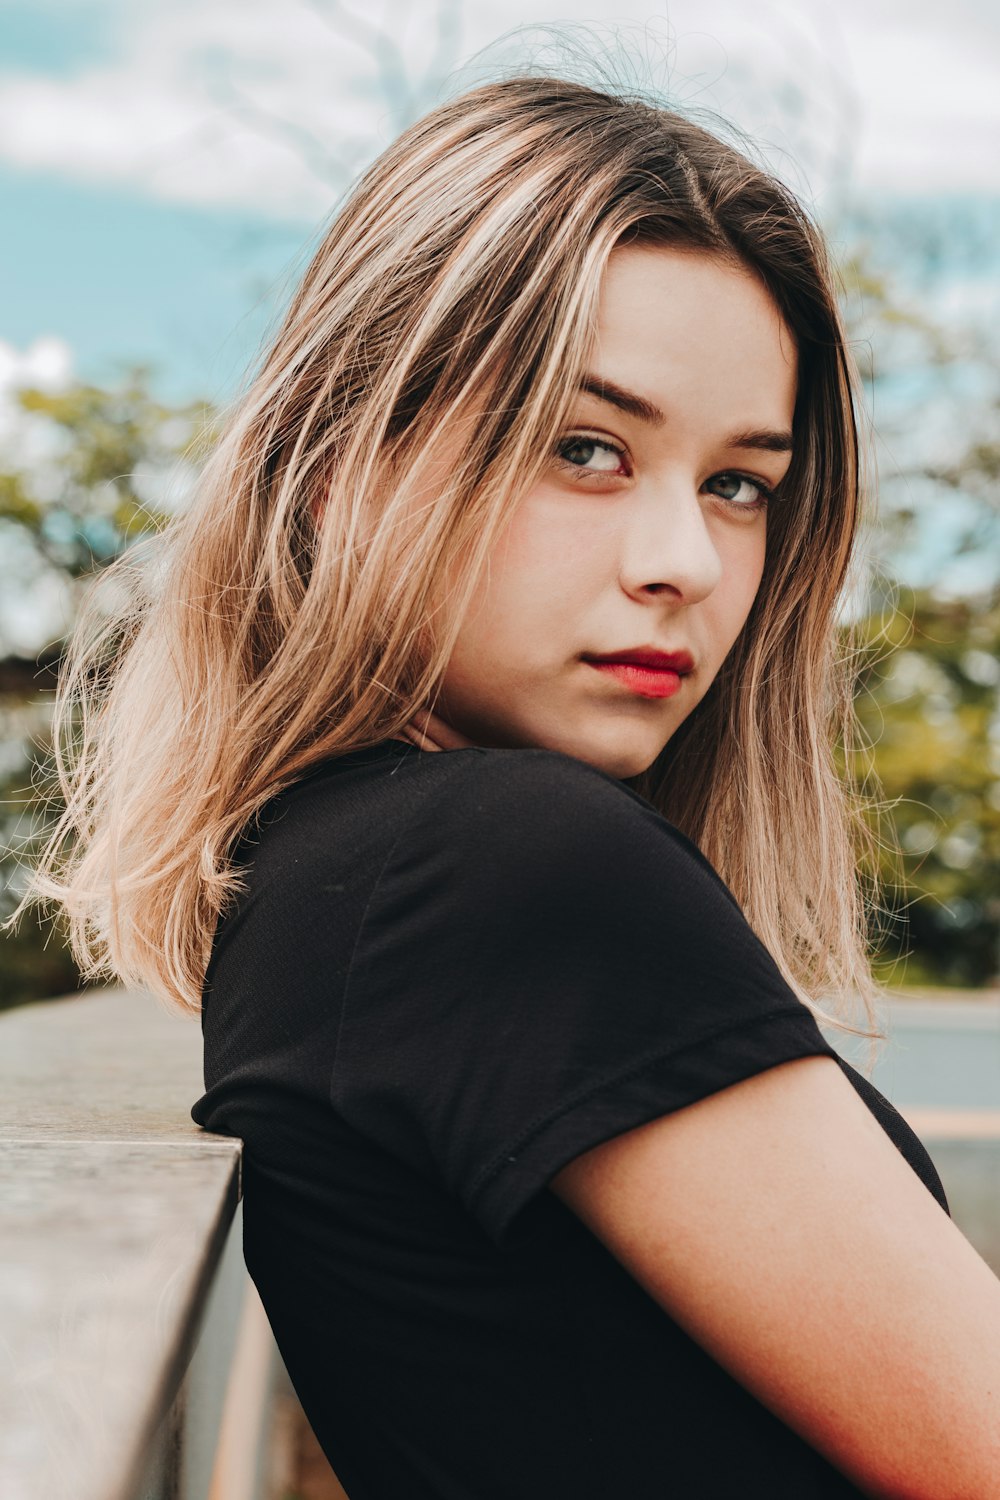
(191, 739, 949, 1499)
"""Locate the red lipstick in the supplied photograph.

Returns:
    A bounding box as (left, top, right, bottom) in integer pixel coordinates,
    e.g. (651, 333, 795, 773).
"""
(581, 646, 694, 700)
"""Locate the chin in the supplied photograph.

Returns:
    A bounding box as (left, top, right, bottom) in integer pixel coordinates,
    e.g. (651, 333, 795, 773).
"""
(602, 750, 661, 781)
(558, 728, 667, 782)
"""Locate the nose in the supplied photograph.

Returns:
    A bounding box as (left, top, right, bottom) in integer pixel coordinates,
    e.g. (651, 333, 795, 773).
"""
(617, 479, 723, 605)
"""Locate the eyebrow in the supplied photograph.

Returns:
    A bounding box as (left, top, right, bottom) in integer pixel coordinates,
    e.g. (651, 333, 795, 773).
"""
(578, 373, 794, 454)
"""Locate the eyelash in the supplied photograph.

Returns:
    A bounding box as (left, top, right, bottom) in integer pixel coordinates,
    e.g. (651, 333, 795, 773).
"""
(553, 433, 776, 513)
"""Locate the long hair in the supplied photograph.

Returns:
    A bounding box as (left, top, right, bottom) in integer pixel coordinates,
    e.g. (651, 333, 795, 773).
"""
(14, 75, 883, 1036)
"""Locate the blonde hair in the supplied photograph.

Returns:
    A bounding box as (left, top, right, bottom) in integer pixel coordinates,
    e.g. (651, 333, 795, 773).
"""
(14, 76, 884, 1039)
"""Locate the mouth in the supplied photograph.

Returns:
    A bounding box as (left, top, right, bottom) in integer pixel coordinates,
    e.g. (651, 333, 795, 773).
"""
(580, 648, 694, 701)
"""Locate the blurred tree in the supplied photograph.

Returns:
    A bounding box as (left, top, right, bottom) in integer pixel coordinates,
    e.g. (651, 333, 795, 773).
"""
(834, 224, 1000, 987)
(1, 367, 212, 601)
(850, 587, 1000, 988)
(0, 369, 215, 1010)
(0, 674, 81, 1011)
(836, 222, 1000, 596)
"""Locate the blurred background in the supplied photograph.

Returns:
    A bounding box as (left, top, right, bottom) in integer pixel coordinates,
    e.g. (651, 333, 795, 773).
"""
(2, 0, 1000, 1010)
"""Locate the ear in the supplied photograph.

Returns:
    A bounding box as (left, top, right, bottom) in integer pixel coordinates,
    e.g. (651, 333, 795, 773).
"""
(310, 452, 339, 526)
(311, 491, 327, 526)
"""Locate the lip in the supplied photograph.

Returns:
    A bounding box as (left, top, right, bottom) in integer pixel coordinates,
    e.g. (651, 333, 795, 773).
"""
(581, 647, 694, 701)
(581, 646, 695, 673)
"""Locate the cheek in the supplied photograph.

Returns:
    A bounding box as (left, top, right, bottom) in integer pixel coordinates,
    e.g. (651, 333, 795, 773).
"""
(723, 529, 768, 638)
(442, 528, 551, 677)
(482, 501, 590, 629)
(748, 529, 768, 602)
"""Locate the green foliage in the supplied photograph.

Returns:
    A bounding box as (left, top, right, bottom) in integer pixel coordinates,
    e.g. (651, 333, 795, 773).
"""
(1, 367, 215, 577)
(836, 236, 1000, 584)
(0, 681, 81, 1012)
(850, 588, 1000, 987)
(0, 368, 216, 1010)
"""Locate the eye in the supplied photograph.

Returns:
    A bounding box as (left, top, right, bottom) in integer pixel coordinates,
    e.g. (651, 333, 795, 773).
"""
(554, 433, 629, 478)
(705, 472, 774, 511)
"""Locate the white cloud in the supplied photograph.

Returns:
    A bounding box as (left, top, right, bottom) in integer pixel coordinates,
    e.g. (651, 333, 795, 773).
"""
(0, 336, 73, 397)
(838, 12, 1000, 193)
(0, 0, 997, 219)
(0, 0, 364, 217)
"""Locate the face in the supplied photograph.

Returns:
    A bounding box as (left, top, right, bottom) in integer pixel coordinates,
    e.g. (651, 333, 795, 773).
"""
(433, 244, 798, 778)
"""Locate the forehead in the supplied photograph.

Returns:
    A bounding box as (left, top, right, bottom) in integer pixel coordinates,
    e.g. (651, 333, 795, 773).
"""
(590, 245, 798, 429)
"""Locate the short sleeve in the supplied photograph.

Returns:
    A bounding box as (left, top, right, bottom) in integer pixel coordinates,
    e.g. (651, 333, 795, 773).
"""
(332, 747, 839, 1247)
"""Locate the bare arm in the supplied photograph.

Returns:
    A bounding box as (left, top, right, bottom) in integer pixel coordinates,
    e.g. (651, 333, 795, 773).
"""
(549, 1054, 1000, 1500)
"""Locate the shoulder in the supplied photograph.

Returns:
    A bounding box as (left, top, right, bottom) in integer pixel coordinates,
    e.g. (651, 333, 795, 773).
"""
(410, 744, 731, 900)
(371, 745, 752, 963)
(432, 742, 657, 824)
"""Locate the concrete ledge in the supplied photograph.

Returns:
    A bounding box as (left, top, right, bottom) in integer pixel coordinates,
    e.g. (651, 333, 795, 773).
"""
(0, 988, 244, 1500)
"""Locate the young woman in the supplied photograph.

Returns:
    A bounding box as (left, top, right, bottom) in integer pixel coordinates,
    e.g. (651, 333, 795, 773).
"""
(21, 75, 1000, 1498)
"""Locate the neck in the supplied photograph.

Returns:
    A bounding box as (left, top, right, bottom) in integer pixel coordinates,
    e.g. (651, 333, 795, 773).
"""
(395, 707, 478, 753)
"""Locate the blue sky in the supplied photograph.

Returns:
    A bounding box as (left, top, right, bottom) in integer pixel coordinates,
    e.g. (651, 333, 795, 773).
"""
(0, 158, 309, 401)
(2, 0, 1000, 403)
(2, 0, 117, 74)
